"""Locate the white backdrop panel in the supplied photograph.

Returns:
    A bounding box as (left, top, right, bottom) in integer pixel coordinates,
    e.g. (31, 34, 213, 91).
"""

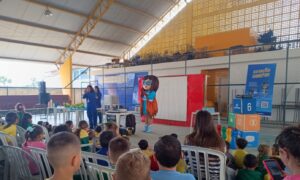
(156, 76, 187, 121)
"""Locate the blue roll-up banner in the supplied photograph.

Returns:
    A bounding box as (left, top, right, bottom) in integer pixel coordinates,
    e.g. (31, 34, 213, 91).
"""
(245, 64, 276, 116)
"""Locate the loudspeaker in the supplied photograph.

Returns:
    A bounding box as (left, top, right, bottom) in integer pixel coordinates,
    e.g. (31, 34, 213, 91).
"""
(38, 81, 46, 94)
(39, 93, 50, 105)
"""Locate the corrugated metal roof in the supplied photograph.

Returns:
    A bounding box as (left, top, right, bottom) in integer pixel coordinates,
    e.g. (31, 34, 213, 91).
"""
(0, 0, 176, 66)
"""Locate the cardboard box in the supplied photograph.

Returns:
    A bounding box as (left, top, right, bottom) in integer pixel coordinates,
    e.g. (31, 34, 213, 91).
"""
(233, 98, 256, 114)
(236, 114, 261, 131)
(228, 112, 236, 127)
(238, 131, 260, 148)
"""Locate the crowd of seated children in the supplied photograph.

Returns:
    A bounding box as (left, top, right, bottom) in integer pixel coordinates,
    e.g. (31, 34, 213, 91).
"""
(0, 112, 18, 137)
(113, 150, 151, 180)
(234, 138, 248, 169)
(97, 131, 114, 166)
(3, 108, 300, 180)
(18, 113, 33, 130)
(108, 136, 130, 166)
(276, 126, 300, 180)
(151, 135, 195, 180)
(46, 132, 81, 180)
(22, 125, 46, 174)
(74, 120, 90, 152)
(236, 154, 262, 180)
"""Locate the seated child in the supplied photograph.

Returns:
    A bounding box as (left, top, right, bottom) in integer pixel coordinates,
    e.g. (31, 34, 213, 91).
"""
(97, 131, 114, 166)
(74, 120, 91, 152)
(234, 138, 248, 169)
(138, 139, 154, 158)
(151, 135, 195, 180)
(94, 125, 102, 150)
(104, 122, 119, 137)
(47, 132, 81, 180)
(65, 120, 74, 131)
(18, 113, 33, 130)
(53, 124, 71, 134)
(170, 133, 187, 173)
(108, 136, 130, 166)
(1, 112, 18, 137)
(270, 144, 285, 170)
(138, 139, 159, 171)
(256, 144, 270, 176)
(113, 150, 151, 180)
(276, 126, 300, 180)
(22, 125, 46, 174)
(226, 141, 236, 169)
(236, 154, 262, 180)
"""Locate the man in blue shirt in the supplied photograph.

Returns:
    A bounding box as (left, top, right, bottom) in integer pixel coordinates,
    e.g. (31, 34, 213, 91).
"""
(151, 135, 195, 180)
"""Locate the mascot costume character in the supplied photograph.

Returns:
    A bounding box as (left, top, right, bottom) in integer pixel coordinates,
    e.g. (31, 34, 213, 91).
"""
(140, 75, 159, 133)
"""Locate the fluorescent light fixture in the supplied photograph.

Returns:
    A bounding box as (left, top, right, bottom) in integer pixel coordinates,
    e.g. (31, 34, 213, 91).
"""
(124, 0, 191, 59)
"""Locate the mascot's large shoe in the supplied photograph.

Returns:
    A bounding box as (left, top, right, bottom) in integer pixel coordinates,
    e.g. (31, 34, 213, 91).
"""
(146, 125, 152, 133)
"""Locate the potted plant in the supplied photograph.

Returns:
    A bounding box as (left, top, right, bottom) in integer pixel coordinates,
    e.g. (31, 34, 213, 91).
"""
(257, 29, 277, 51)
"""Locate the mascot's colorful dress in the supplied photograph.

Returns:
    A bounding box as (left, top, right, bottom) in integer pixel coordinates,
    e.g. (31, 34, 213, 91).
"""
(140, 75, 159, 133)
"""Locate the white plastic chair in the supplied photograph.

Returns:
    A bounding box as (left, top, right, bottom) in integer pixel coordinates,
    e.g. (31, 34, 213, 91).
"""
(181, 145, 226, 180)
(78, 151, 111, 180)
(82, 151, 110, 166)
(86, 162, 114, 180)
(0, 132, 18, 146)
(16, 126, 27, 147)
(35, 125, 50, 143)
(28, 147, 52, 179)
(1, 145, 42, 180)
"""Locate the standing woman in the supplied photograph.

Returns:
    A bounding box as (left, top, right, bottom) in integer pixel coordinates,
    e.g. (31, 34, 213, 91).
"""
(94, 86, 102, 124)
(83, 85, 97, 129)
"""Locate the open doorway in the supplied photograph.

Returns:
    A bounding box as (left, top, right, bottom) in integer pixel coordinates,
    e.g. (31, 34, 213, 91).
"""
(202, 68, 229, 117)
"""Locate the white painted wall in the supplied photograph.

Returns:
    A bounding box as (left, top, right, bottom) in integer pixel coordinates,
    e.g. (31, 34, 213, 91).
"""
(92, 48, 300, 123)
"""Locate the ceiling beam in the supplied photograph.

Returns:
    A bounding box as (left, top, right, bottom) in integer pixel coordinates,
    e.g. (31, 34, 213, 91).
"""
(24, 0, 143, 34)
(0, 37, 117, 58)
(55, 0, 114, 64)
(0, 15, 131, 47)
(0, 56, 87, 67)
(114, 1, 159, 20)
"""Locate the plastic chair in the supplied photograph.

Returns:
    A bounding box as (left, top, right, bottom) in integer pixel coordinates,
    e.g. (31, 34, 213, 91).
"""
(35, 125, 50, 143)
(0, 132, 18, 146)
(82, 151, 110, 165)
(16, 126, 27, 147)
(28, 147, 52, 179)
(181, 145, 226, 180)
(86, 162, 114, 180)
(1, 145, 42, 180)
